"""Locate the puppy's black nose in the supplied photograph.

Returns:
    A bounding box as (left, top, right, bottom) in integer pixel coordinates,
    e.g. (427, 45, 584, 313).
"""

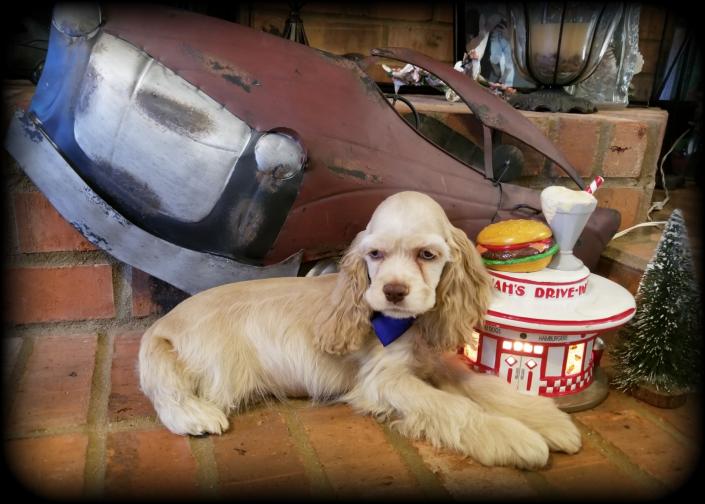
(383, 283, 409, 303)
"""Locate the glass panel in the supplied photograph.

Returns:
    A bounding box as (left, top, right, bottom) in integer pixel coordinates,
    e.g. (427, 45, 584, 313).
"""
(565, 342, 585, 375)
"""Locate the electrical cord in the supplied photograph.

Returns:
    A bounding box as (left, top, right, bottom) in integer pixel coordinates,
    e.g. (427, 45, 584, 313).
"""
(608, 126, 692, 241)
(646, 127, 691, 220)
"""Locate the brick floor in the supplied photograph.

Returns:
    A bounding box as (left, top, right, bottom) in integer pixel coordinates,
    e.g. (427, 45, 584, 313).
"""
(213, 407, 310, 498)
(3, 326, 702, 500)
(537, 435, 653, 501)
(6, 334, 97, 435)
(6, 433, 88, 500)
(104, 428, 201, 499)
(108, 330, 155, 422)
(296, 403, 422, 499)
(412, 440, 539, 500)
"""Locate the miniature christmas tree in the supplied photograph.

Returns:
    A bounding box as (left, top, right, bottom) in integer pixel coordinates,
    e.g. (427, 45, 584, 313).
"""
(612, 209, 702, 400)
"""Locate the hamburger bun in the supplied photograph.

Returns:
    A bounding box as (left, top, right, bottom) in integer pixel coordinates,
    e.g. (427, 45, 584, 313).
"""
(476, 219, 558, 273)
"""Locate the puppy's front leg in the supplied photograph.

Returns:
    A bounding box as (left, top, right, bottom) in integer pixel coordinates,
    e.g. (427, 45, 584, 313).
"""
(343, 339, 550, 469)
(436, 354, 582, 454)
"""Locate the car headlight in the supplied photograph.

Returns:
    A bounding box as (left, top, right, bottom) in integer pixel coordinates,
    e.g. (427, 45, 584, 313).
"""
(254, 132, 306, 180)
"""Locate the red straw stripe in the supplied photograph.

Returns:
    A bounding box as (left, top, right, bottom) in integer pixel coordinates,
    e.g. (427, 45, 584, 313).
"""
(585, 176, 604, 194)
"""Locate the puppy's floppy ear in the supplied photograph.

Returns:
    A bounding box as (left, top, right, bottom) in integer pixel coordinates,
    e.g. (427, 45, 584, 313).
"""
(418, 225, 492, 351)
(314, 232, 372, 355)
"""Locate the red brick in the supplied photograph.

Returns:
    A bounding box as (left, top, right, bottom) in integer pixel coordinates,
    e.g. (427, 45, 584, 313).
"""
(13, 191, 96, 253)
(595, 256, 643, 295)
(594, 186, 643, 231)
(3, 336, 23, 382)
(213, 407, 310, 498)
(504, 115, 554, 176)
(437, 112, 482, 145)
(5, 264, 115, 324)
(104, 428, 200, 499)
(576, 407, 699, 488)
(7, 334, 97, 434)
(108, 330, 155, 422)
(552, 116, 600, 177)
(5, 433, 88, 500)
(413, 439, 537, 499)
(131, 269, 159, 317)
(538, 437, 651, 500)
(603, 122, 648, 178)
(296, 404, 420, 498)
(649, 394, 702, 441)
(130, 268, 189, 318)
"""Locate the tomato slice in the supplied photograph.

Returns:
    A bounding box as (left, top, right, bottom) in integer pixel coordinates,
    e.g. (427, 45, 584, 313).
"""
(480, 237, 553, 251)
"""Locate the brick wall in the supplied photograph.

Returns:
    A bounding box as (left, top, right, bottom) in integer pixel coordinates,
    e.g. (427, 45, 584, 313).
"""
(400, 97, 668, 231)
(2, 82, 186, 336)
(3, 176, 186, 332)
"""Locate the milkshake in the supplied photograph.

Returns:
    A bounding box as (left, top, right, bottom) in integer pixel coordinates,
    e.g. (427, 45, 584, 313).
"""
(540, 185, 597, 271)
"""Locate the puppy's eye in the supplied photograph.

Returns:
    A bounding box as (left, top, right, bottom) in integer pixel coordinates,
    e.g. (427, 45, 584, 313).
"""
(368, 250, 384, 260)
(419, 250, 437, 261)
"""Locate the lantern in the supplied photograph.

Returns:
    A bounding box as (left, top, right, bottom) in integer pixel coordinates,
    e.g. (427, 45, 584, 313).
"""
(507, 2, 624, 112)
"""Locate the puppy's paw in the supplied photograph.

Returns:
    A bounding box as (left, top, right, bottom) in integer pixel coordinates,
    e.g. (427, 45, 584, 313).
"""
(157, 397, 229, 436)
(539, 413, 582, 454)
(516, 400, 582, 454)
(464, 416, 550, 470)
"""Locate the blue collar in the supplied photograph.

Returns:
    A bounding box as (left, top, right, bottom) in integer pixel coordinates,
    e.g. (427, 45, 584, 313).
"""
(371, 312, 415, 346)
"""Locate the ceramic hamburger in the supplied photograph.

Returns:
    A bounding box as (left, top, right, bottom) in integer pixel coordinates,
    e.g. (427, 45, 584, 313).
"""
(476, 219, 558, 273)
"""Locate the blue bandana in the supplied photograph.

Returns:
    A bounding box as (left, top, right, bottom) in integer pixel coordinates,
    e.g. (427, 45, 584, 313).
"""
(371, 312, 415, 346)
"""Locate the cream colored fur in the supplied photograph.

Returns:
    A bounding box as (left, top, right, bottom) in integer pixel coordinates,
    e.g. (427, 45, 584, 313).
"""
(139, 191, 581, 469)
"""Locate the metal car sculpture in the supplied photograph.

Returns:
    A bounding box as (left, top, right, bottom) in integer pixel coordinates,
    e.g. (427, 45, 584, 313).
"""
(5, 3, 620, 294)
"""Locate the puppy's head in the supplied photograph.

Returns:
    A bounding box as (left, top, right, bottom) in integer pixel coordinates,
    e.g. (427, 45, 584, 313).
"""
(314, 191, 492, 354)
(359, 191, 454, 318)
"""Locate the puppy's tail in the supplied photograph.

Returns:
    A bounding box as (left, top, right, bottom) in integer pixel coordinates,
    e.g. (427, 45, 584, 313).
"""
(138, 331, 229, 435)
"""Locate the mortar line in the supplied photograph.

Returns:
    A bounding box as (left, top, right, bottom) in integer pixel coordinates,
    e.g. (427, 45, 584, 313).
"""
(3, 334, 35, 417)
(82, 330, 115, 500)
(112, 262, 133, 322)
(281, 403, 336, 499)
(6, 317, 159, 339)
(521, 469, 561, 498)
(4, 424, 88, 440)
(189, 435, 221, 499)
(6, 249, 118, 268)
(379, 424, 452, 500)
(573, 420, 669, 495)
(594, 121, 615, 177)
(107, 416, 161, 432)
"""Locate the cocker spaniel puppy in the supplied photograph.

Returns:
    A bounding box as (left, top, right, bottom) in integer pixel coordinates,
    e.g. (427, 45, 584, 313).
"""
(139, 191, 581, 469)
